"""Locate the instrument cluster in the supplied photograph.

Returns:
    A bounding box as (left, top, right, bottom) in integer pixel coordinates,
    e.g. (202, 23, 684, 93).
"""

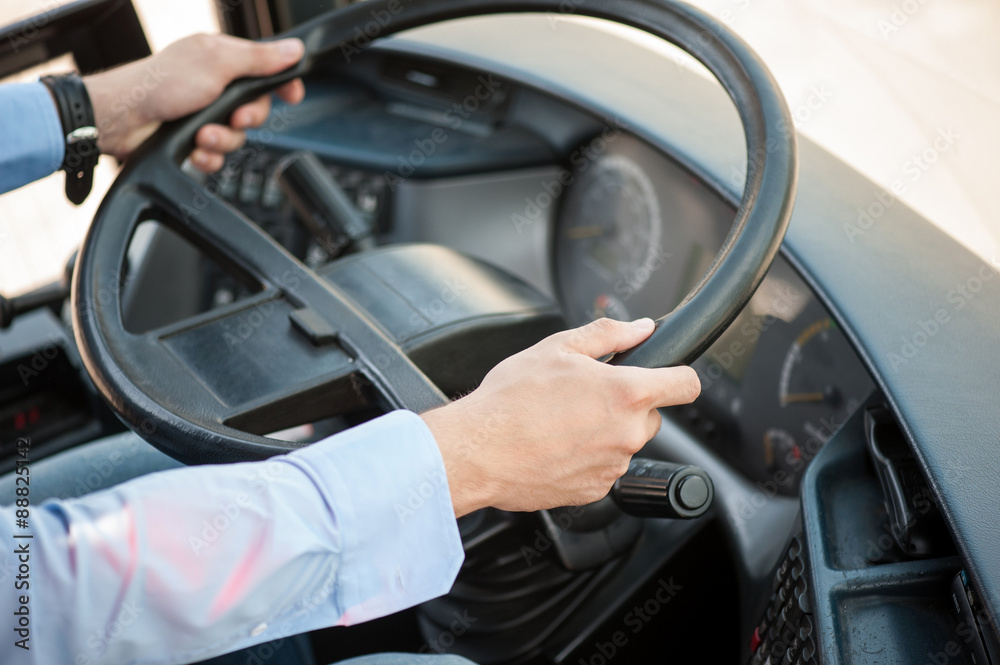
(554, 135, 873, 493)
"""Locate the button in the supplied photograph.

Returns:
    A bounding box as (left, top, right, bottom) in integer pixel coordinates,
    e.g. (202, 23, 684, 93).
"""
(798, 615, 814, 641)
(758, 613, 772, 637)
(677, 475, 709, 509)
(788, 536, 802, 560)
(796, 589, 812, 615)
(289, 308, 339, 346)
(751, 627, 762, 652)
(791, 557, 805, 580)
(250, 622, 267, 637)
(800, 637, 816, 662)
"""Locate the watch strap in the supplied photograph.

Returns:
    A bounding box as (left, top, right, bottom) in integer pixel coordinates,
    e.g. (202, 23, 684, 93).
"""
(41, 74, 99, 205)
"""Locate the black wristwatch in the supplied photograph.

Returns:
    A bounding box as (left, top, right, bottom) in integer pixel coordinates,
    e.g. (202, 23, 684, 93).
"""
(40, 73, 99, 205)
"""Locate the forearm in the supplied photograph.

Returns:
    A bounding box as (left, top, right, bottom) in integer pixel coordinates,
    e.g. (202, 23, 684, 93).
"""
(0, 83, 65, 195)
(0, 411, 463, 665)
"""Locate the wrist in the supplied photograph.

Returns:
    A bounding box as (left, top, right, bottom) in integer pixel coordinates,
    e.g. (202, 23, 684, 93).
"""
(421, 402, 497, 518)
(84, 69, 155, 160)
(83, 72, 122, 158)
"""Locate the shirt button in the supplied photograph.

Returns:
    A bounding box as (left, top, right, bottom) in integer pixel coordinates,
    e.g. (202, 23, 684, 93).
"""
(250, 622, 268, 637)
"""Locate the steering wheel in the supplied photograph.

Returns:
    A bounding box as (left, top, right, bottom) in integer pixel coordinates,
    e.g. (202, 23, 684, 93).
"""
(73, 0, 796, 465)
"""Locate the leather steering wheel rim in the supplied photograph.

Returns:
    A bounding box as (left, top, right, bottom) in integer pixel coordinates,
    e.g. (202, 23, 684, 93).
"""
(73, 0, 797, 464)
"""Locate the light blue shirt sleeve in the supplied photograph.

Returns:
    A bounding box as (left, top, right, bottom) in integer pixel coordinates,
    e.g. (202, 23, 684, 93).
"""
(0, 82, 65, 194)
(1, 409, 464, 665)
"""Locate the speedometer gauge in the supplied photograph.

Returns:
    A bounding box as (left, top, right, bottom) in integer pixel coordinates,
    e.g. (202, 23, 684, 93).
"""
(774, 315, 873, 460)
(555, 153, 662, 324)
(780, 317, 848, 410)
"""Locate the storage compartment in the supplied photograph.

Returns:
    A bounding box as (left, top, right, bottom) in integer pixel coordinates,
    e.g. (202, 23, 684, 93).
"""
(787, 393, 974, 665)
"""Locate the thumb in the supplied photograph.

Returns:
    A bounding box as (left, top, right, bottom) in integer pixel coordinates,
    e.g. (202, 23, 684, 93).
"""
(220, 37, 305, 80)
(554, 317, 656, 359)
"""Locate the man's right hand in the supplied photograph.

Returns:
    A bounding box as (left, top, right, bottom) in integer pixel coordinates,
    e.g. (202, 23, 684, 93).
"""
(421, 317, 702, 517)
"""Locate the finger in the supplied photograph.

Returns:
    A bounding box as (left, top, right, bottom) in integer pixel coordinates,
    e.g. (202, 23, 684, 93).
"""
(552, 317, 655, 359)
(214, 36, 305, 81)
(615, 365, 702, 409)
(230, 95, 272, 130)
(190, 149, 225, 173)
(276, 78, 306, 105)
(195, 124, 246, 154)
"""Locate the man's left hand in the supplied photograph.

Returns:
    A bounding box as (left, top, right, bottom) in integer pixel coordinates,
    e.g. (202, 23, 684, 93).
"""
(83, 34, 306, 172)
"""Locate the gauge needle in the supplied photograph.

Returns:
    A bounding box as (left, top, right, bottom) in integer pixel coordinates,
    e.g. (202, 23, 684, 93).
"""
(567, 225, 604, 239)
(781, 392, 825, 404)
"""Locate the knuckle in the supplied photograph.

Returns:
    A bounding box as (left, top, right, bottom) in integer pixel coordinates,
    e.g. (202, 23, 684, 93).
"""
(191, 33, 218, 54)
(589, 317, 620, 337)
(614, 381, 648, 412)
(684, 367, 702, 402)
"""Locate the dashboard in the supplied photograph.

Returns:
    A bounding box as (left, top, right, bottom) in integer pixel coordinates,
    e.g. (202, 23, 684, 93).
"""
(194, 47, 871, 496)
(0, 43, 875, 499)
(108, 45, 879, 495)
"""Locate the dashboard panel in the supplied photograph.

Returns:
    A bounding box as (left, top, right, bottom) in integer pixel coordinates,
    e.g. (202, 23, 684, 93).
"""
(136, 46, 874, 495)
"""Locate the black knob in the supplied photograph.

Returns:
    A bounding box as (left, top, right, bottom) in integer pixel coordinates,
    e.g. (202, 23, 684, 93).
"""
(611, 458, 714, 519)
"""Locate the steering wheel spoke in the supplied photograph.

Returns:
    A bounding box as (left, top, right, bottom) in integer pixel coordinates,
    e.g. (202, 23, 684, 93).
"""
(76, 155, 448, 463)
(150, 290, 360, 420)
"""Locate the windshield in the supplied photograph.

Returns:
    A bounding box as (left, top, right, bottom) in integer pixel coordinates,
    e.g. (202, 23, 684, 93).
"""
(679, 0, 998, 265)
(0, 0, 995, 296)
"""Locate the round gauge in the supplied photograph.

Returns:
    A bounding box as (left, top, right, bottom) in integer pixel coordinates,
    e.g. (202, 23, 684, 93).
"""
(779, 317, 845, 410)
(555, 154, 662, 324)
(774, 315, 873, 454)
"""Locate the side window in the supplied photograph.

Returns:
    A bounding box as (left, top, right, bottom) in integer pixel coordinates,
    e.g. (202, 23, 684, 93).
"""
(0, 0, 214, 297)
